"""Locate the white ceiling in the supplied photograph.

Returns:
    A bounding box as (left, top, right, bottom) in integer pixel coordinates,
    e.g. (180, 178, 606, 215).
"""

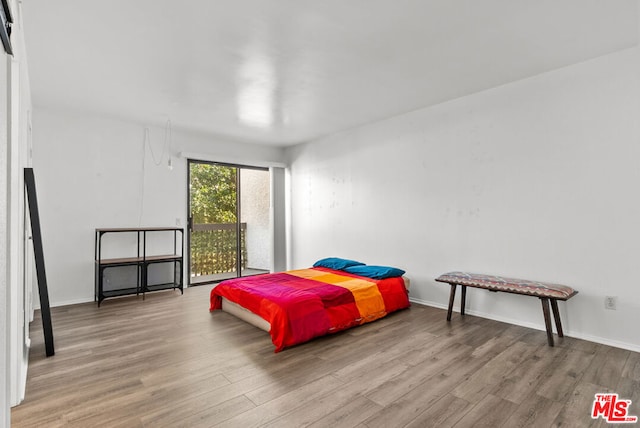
(21, 0, 638, 147)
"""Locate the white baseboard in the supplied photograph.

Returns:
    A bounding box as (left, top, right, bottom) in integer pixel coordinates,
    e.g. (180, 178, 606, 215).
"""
(33, 296, 94, 310)
(409, 297, 640, 353)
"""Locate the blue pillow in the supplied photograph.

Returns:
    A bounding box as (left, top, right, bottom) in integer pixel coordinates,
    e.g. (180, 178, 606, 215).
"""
(313, 257, 365, 270)
(344, 265, 406, 279)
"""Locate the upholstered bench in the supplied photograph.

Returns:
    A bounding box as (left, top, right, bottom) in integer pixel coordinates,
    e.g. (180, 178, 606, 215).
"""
(435, 272, 577, 346)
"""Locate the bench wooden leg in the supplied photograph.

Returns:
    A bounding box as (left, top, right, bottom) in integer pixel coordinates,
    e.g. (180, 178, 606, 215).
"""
(447, 284, 456, 321)
(550, 299, 564, 338)
(540, 297, 554, 346)
(460, 285, 467, 316)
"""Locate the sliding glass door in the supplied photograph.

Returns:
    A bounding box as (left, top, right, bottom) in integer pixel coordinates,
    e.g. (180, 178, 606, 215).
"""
(188, 160, 270, 285)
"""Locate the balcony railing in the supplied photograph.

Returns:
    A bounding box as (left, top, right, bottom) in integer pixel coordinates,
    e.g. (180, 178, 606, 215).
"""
(190, 223, 247, 277)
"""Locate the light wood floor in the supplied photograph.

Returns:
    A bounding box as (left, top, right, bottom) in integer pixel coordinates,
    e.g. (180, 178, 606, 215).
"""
(12, 285, 640, 427)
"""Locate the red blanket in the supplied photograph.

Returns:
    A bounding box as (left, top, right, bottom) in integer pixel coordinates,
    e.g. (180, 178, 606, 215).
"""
(210, 267, 410, 352)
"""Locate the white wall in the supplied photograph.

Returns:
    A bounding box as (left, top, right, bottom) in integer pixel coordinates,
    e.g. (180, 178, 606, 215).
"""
(271, 167, 287, 273)
(1, 0, 34, 422)
(1, 46, 10, 428)
(31, 108, 285, 306)
(241, 168, 270, 270)
(287, 46, 640, 352)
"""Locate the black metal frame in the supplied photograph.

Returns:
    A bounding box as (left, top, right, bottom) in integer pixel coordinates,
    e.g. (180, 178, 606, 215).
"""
(95, 227, 184, 306)
(0, 0, 12, 55)
(186, 159, 268, 286)
(24, 168, 54, 357)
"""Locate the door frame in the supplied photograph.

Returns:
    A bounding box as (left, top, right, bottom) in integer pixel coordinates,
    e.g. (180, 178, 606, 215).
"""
(186, 159, 269, 286)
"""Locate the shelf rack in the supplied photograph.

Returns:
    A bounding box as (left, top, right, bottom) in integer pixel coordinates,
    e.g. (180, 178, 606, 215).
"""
(94, 227, 184, 306)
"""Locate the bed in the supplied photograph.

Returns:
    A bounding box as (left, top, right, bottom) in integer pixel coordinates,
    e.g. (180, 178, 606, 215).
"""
(209, 258, 410, 352)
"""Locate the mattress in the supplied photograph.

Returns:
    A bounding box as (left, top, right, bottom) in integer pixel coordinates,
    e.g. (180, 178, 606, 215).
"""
(211, 269, 410, 352)
(221, 297, 271, 331)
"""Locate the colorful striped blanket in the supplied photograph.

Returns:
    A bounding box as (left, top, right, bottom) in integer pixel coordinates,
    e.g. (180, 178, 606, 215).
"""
(209, 267, 410, 352)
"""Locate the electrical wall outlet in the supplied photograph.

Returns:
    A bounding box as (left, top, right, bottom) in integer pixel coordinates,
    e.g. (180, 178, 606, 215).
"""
(604, 296, 617, 310)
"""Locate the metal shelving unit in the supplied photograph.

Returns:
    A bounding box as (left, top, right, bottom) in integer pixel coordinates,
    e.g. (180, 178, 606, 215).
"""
(95, 227, 184, 306)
